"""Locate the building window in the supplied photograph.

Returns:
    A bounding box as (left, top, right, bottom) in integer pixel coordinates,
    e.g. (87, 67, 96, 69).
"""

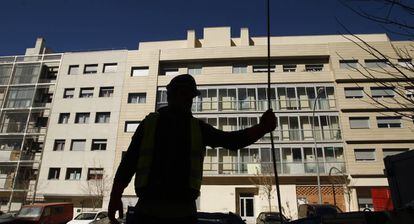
(99, 87, 114, 97)
(63, 88, 75, 99)
(371, 87, 394, 98)
(53, 140, 65, 151)
(84, 64, 98, 74)
(5, 87, 35, 108)
(48, 168, 60, 180)
(232, 65, 247, 74)
(103, 63, 117, 73)
(65, 168, 82, 180)
(128, 93, 146, 104)
(305, 64, 323, 72)
(253, 65, 275, 73)
(161, 68, 179, 76)
(95, 112, 110, 123)
(58, 113, 70, 124)
(188, 65, 202, 75)
(344, 87, 364, 98)
(283, 64, 296, 72)
(75, 113, 90, 124)
(397, 58, 413, 69)
(339, 60, 358, 69)
(79, 88, 94, 98)
(68, 65, 79, 75)
(125, 121, 140, 132)
(70, 140, 86, 151)
(354, 149, 376, 161)
(12, 63, 41, 84)
(131, 66, 149, 76)
(365, 59, 388, 68)
(349, 117, 370, 129)
(383, 148, 409, 158)
(87, 168, 104, 180)
(91, 139, 107, 151)
(377, 116, 402, 128)
(0, 65, 13, 85)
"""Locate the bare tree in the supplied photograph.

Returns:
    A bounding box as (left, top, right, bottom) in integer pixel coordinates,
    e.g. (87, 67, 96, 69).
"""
(337, 0, 414, 122)
(82, 167, 111, 211)
(329, 167, 352, 212)
(249, 161, 275, 212)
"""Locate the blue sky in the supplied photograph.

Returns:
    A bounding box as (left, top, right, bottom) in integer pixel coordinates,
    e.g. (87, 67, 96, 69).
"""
(0, 0, 411, 56)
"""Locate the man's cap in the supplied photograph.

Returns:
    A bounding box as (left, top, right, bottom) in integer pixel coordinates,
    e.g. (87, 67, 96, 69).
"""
(166, 74, 201, 96)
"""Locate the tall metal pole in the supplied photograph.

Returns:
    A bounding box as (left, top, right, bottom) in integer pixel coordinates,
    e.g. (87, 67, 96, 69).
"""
(266, 0, 283, 222)
(312, 88, 324, 204)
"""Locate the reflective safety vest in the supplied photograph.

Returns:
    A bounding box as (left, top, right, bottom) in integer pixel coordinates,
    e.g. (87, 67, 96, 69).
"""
(135, 112, 204, 191)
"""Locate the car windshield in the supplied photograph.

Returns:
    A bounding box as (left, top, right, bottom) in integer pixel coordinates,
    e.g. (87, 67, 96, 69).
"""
(74, 213, 97, 220)
(17, 207, 42, 218)
(264, 213, 283, 221)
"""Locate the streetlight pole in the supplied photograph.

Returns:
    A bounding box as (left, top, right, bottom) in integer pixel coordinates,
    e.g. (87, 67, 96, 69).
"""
(312, 87, 324, 204)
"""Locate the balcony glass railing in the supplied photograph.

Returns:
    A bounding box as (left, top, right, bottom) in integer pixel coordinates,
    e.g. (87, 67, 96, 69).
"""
(190, 98, 336, 113)
(203, 161, 346, 176)
(262, 129, 341, 141)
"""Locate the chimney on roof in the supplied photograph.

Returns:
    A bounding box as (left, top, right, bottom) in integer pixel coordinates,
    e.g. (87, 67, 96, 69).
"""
(187, 30, 196, 48)
(240, 28, 250, 46)
(25, 37, 53, 56)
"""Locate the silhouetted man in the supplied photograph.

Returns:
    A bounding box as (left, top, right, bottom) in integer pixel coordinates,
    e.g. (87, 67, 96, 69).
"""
(108, 74, 276, 224)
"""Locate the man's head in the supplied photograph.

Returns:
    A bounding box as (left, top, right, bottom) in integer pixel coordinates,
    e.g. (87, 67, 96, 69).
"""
(166, 74, 200, 113)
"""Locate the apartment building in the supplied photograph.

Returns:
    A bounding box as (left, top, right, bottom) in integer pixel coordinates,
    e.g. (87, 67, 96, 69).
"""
(0, 38, 61, 211)
(0, 27, 412, 222)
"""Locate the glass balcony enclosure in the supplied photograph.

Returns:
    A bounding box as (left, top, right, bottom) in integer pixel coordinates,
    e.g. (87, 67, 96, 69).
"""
(203, 146, 345, 176)
(156, 85, 336, 112)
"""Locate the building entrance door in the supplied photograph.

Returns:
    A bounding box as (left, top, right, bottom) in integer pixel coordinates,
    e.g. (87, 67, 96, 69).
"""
(239, 193, 255, 224)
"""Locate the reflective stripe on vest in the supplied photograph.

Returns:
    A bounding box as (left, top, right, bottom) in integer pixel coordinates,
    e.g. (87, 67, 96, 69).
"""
(135, 113, 204, 191)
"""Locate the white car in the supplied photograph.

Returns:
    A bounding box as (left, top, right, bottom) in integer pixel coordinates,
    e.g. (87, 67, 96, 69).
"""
(67, 211, 108, 224)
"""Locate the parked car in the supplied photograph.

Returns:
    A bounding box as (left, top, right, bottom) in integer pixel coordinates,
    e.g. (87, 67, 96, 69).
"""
(197, 212, 246, 224)
(67, 211, 108, 224)
(297, 204, 342, 219)
(6, 202, 73, 224)
(0, 214, 15, 223)
(256, 212, 289, 224)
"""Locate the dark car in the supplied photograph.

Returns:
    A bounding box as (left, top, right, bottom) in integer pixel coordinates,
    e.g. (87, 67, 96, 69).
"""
(256, 212, 289, 224)
(0, 214, 15, 224)
(197, 212, 246, 224)
(297, 204, 342, 219)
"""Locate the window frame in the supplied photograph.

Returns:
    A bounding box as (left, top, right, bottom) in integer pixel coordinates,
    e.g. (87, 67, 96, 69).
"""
(53, 139, 65, 151)
(79, 87, 94, 98)
(376, 116, 402, 128)
(131, 66, 149, 77)
(95, 112, 111, 123)
(87, 168, 104, 180)
(349, 117, 370, 129)
(48, 168, 61, 180)
(68, 65, 79, 75)
(128, 93, 147, 104)
(70, 139, 86, 151)
(65, 168, 82, 180)
(63, 88, 75, 99)
(91, 139, 107, 151)
(58, 113, 70, 124)
(83, 64, 98, 74)
(75, 113, 90, 124)
(99, 86, 114, 98)
(344, 87, 364, 99)
(124, 121, 140, 132)
(354, 149, 376, 162)
(102, 63, 118, 73)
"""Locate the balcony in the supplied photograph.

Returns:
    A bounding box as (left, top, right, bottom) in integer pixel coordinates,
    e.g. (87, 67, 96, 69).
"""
(203, 161, 346, 176)
(191, 98, 336, 112)
(262, 128, 342, 142)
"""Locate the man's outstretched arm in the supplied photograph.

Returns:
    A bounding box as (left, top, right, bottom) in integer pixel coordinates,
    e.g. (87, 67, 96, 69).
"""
(202, 109, 276, 150)
(108, 121, 145, 223)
